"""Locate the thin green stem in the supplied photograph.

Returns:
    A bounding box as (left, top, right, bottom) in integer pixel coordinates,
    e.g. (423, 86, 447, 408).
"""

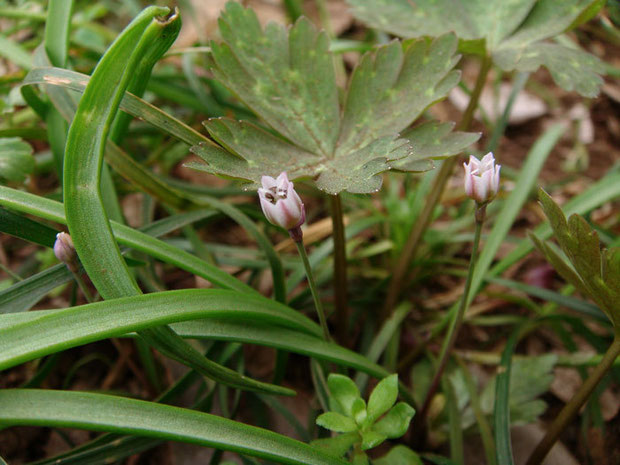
(0, 261, 22, 281)
(71, 269, 94, 303)
(413, 205, 485, 432)
(295, 240, 331, 341)
(456, 356, 497, 465)
(329, 194, 348, 341)
(381, 54, 492, 321)
(526, 336, 620, 465)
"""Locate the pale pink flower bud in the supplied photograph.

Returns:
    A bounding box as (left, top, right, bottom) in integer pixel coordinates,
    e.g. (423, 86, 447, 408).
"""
(258, 172, 305, 237)
(463, 152, 501, 204)
(54, 232, 78, 271)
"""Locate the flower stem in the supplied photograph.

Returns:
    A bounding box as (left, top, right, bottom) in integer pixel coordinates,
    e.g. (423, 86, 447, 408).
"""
(381, 53, 492, 321)
(295, 239, 331, 341)
(526, 336, 620, 465)
(413, 204, 485, 433)
(71, 269, 94, 303)
(329, 193, 348, 341)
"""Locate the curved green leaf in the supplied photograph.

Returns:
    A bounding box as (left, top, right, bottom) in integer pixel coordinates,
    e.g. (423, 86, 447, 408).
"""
(60, 6, 286, 395)
(0, 137, 34, 183)
(0, 185, 253, 293)
(0, 289, 320, 372)
(0, 389, 347, 465)
(22, 66, 209, 146)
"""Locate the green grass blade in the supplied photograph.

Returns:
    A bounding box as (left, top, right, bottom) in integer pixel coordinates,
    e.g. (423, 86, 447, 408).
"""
(0, 390, 347, 465)
(354, 302, 411, 390)
(0, 34, 31, 69)
(493, 330, 519, 465)
(22, 67, 210, 146)
(109, 8, 181, 144)
(0, 289, 321, 366)
(63, 6, 174, 298)
(468, 123, 565, 305)
(44, 0, 73, 68)
(44, 0, 73, 182)
(487, 276, 608, 323)
(0, 264, 72, 314)
(171, 319, 390, 379)
(194, 195, 286, 302)
(60, 6, 290, 394)
(0, 186, 253, 293)
(0, 209, 218, 314)
(0, 207, 57, 248)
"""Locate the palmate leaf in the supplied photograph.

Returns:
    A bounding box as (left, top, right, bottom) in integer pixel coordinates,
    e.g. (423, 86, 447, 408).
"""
(348, 0, 605, 97)
(189, 2, 477, 194)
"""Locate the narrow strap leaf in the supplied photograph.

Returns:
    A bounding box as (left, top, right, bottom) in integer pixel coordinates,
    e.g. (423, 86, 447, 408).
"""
(0, 389, 347, 465)
(60, 7, 286, 395)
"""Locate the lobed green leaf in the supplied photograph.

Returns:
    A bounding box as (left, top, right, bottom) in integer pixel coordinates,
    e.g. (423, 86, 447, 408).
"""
(190, 3, 473, 194)
(347, 0, 605, 97)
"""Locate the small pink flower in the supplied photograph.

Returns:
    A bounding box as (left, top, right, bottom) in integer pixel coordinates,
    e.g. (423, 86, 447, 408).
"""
(258, 172, 305, 232)
(463, 152, 501, 204)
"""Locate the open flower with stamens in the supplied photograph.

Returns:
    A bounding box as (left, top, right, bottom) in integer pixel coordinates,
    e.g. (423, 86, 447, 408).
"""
(463, 152, 501, 204)
(258, 172, 305, 240)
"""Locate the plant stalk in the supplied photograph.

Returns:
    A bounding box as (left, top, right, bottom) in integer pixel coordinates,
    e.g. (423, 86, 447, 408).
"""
(71, 269, 94, 303)
(526, 336, 620, 465)
(381, 54, 492, 321)
(329, 194, 348, 341)
(295, 239, 331, 341)
(412, 204, 485, 435)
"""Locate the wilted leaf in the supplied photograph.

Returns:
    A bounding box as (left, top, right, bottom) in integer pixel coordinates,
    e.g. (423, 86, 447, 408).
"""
(190, 2, 476, 194)
(0, 138, 34, 184)
(348, 0, 605, 97)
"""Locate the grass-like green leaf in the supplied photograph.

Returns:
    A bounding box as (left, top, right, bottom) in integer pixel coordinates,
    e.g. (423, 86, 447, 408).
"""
(189, 2, 473, 194)
(0, 206, 57, 248)
(58, 6, 289, 395)
(0, 289, 320, 370)
(0, 389, 347, 465)
(22, 66, 209, 146)
(0, 34, 31, 69)
(493, 330, 519, 465)
(348, 0, 605, 97)
(0, 185, 253, 293)
(0, 137, 34, 184)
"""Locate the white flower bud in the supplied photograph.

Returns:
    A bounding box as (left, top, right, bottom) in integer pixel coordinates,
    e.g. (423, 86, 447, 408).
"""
(258, 172, 305, 235)
(54, 232, 78, 271)
(463, 152, 501, 204)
